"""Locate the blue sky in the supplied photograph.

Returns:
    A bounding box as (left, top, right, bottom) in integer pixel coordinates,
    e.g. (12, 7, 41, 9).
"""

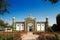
(0, 0, 60, 26)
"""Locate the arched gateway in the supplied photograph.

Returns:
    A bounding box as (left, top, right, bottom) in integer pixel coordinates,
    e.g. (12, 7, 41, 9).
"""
(28, 23, 33, 31)
(12, 15, 48, 32)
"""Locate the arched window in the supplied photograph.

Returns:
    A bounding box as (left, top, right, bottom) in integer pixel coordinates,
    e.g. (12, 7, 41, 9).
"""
(16, 24, 24, 31)
(41, 24, 45, 31)
(37, 24, 41, 31)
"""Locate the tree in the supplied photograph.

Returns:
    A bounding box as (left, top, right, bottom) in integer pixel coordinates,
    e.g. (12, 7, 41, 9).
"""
(47, 26, 53, 32)
(52, 24, 57, 32)
(49, 0, 59, 4)
(44, 0, 59, 4)
(0, 0, 11, 15)
(56, 14, 60, 25)
(52, 13, 60, 32)
(0, 19, 9, 28)
(56, 14, 60, 32)
(0, 19, 4, 26)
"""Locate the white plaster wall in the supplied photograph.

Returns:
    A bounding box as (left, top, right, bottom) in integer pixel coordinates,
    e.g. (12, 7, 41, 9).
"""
(16, 24, 19, 31)
(41, 24, 45, 31)
(37, 23, 45, 31)
(16, 24, 24, 31)
(37, 24, 41, 31)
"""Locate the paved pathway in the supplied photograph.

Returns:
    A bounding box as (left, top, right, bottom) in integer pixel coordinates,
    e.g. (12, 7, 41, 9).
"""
(21, 32, 39, 40)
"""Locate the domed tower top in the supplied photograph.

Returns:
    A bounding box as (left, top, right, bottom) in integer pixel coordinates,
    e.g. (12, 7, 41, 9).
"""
(12, 17, 15, 19)
(26, 15, 35, 20)
(46, 16, 48, 21)
(46, 16, 49, 26)
(28, 15, 34, 19)
(12, 17, 16, 22)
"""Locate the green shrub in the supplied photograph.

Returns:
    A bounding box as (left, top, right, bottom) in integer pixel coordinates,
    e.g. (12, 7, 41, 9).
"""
(46, 34, 60, 40)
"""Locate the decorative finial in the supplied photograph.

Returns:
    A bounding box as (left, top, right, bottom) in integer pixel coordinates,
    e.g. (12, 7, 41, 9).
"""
(13, 17, 15, 19)
(46, 16, 49, 18)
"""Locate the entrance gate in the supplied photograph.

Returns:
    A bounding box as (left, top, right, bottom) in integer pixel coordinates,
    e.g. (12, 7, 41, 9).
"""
(29, 26, 32, 31)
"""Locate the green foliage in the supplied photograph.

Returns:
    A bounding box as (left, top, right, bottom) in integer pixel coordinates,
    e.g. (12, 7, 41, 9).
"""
(56, 14, 60, 25)
(58, 35, 60, 40)
(0, 33, 21, 40)
(6, 34, 13, 40)
(52, 13, 60, 32)
(44, 0, 59, 4)
(52, 24, 57, 32)
(49, 0, 59, 4)
(0, 19, 4, 26)
(0, 19, 9, 28)
(0, 34, 6, 40)
(0, 0, 11, 15)
(37, 35, 60, 40)
(46, 36, 57, 40)
(0, 34, 13, 40)
(47, 27, 52, 32)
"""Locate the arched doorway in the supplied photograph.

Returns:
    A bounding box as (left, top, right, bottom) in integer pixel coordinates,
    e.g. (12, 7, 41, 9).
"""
(28, 23, 33, 32)
(28, 26, 32, 31)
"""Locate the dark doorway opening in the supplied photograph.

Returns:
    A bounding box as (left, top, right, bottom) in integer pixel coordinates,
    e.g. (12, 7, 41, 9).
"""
(29, 29, 32, 31)
(29, 26, 32, 32)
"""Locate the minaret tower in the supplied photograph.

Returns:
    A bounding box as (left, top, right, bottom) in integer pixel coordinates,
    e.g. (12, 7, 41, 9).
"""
(12, 17, 16, 31)
(45, 17, 49, 32)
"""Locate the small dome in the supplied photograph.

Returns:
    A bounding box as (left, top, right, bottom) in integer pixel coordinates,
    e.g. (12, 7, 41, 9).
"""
(46, 16, 48, 18)
(13, 17, 15, 19)
(27, 15, 34, 19)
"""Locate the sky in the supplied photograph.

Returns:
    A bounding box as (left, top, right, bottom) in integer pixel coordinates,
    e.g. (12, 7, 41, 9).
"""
(0, 0, 60, 26)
